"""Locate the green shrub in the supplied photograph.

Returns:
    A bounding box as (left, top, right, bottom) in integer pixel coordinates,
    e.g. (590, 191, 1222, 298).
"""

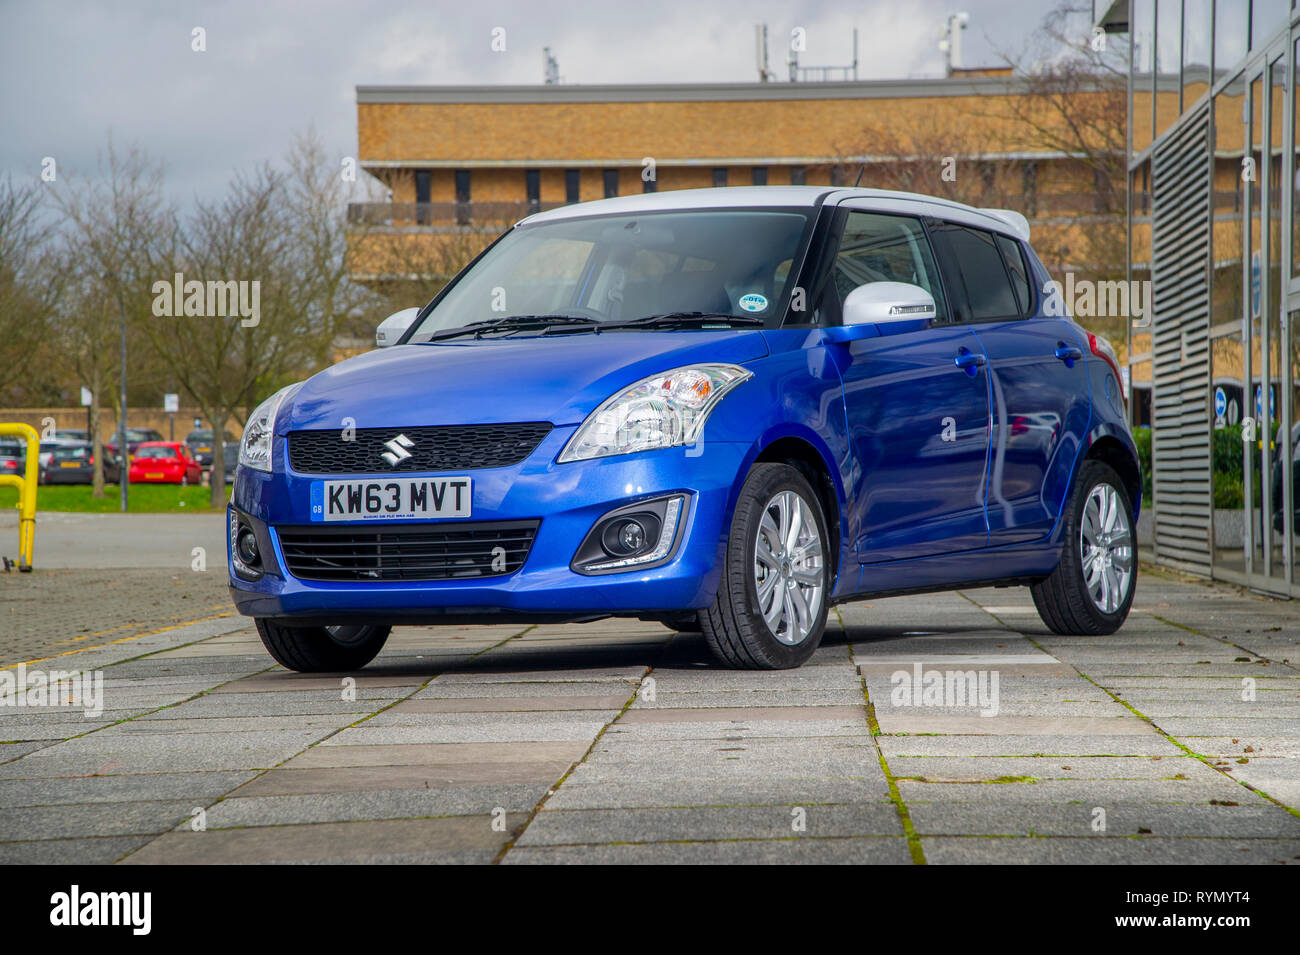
(1133, 426, 1152, 502)
(1214, 471, 1244, 509)
(1213, 424, 1243, 476)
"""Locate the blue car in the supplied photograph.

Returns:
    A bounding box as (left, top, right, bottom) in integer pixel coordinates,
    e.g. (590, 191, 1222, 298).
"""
(229, 187, 1140, 671)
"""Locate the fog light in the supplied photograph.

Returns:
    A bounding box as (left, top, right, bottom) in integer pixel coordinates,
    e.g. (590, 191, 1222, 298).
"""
(236, 529, 260, 565)
(618, 520, 646, 553)
(575, 494, 686, 574)
(229, 509, 263, 580)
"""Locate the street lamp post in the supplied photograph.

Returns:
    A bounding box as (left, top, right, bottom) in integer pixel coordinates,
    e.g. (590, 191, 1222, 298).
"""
(117, 290, 128, 513)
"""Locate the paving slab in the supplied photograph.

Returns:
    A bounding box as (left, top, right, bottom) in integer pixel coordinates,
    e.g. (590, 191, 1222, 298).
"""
(516, 803, 904, 846)
(921, 836, 1300, 865)
(118, 816, 523, 864)
(907, 802, 1300, 837)
(502, 837, 914, 864)
(231, 762, 570, 797)
(277, 740, 591, 770)
(199, 784, 551, 827)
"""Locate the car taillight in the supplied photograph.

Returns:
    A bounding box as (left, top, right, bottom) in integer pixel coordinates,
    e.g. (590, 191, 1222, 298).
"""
(1088, 332, 1125, 406)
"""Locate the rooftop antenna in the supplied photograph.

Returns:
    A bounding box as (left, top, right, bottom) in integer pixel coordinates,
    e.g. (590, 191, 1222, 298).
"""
(938, 12, 970, 76)
(755, 24, 774, 82)
(853, 164, 865, 187)
(543, 47, 560, 85)
(789, 27, 859, 82)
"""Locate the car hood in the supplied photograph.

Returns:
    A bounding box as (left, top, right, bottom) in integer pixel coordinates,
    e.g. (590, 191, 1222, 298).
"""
(280, 331, 769, 431)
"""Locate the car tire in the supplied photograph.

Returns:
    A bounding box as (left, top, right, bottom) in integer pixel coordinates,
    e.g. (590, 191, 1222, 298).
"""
(1031, 460, 1136, 635)
(254, 619, 392, 672)
(700, 462, 831, 669)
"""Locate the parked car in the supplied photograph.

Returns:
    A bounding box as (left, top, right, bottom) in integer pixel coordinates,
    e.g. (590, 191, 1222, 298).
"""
(128, 441, 201, 485)
(37, 438, 86, 469)
(222, 441, 239, 483)
(39, 442, 121, 485)
(0, 438, 24, 476)
(105, 428, 166, 461)
(229, 186, 1141, 673)
(186, 428, 237, 467)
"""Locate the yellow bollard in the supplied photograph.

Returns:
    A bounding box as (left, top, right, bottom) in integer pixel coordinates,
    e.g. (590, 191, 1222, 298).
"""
(0, 422, 38, 571)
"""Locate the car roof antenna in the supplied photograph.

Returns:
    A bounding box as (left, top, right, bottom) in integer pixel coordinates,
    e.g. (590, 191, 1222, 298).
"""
(853, 164, 865, 187)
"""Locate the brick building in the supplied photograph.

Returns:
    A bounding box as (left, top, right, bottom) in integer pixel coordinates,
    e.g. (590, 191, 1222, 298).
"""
(348, 75, 1122, 290)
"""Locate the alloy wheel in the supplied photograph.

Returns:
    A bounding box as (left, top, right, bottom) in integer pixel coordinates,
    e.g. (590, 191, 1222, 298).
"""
(1079, 482, 1133, 614)
(753, 489, 825, 645)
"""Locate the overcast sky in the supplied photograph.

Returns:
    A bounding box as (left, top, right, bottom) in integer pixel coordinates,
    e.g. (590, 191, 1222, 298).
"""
(1, 0, 1067, 207)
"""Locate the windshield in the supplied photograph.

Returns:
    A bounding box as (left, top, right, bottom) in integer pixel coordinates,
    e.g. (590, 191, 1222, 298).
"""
(407, 208, 814, 342)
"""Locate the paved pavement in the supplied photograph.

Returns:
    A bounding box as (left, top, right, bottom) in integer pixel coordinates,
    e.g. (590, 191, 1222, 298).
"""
(0, 512, 232, 665)
(0, 551, 1297, 864)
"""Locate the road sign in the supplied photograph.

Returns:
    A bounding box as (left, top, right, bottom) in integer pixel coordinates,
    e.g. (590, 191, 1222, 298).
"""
(1214, 386, 1227, 417)
(163, 393, 179, 413)
(1251, 251, 1262, 318)
(80, 387, 92, 407)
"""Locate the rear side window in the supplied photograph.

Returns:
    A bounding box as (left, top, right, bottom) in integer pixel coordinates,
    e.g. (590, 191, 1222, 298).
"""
(934, 224, 1027, 321)
(995, 234, 1033, 314)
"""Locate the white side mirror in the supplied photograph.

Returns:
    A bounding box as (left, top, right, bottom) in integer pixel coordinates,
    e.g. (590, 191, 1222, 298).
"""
(842, 281, 936, 326)
(376, 307, 420, 347)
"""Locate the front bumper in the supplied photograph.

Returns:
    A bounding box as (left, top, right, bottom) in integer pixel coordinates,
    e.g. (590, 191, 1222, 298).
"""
(227, 427, 748, 623)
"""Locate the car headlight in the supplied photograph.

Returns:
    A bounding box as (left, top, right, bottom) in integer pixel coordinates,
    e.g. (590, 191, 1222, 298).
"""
(558, 363, 752, 463)
(238, 384, 300, 472)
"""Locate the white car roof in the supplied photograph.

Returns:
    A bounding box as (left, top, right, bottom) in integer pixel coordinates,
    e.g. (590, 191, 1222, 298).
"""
(519, 186, 1030, 241)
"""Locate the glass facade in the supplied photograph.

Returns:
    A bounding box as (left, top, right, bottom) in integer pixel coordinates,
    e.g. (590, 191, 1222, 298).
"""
(1127, 0, 1300, 595)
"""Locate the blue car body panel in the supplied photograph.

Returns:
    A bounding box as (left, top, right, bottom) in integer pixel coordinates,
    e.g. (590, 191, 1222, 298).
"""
(229, 190, 1140, 626)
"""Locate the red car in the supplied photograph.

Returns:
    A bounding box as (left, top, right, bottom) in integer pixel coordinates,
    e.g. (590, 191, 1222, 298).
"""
(128, 441, 202, 485)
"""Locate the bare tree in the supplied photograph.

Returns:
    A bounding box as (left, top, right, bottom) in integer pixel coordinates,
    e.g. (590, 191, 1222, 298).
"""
(54, 146, 175, 498)
(0, 177, 60, 401)
(141, 132, 371, 507)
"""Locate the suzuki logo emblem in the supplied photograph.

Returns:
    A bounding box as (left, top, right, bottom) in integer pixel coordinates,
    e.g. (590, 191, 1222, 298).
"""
(380, 433, 415, 466)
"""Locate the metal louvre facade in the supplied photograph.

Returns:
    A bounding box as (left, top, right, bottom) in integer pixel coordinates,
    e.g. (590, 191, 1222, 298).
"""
(1149, 103, 1212, 574)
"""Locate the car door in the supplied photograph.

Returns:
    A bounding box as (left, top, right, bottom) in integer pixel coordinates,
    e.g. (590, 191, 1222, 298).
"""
(929, 222, 1091, 544)
(822, 209, 992, 563)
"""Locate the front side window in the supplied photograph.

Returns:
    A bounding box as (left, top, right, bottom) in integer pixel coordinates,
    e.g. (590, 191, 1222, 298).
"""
(827, 211, 948, 323)
(407, 208, 814, 338)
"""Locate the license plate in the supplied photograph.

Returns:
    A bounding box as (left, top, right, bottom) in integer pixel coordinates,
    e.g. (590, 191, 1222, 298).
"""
(146, 472, 164, 479)
(60, 461, 81, 468)
(310, 478, 472, 522)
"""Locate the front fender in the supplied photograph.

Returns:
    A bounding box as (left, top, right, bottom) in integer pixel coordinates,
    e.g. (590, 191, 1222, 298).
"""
(703, 335, 854, 596)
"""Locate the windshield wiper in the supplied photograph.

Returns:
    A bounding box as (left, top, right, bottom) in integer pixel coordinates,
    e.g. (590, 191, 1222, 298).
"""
(423, 314, 600, 342)
(601, 312, 765, 331)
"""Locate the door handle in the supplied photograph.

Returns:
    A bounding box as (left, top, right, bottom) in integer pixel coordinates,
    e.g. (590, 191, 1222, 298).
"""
(1054, 343, 1083, 367)
(954, 349, 986, 376)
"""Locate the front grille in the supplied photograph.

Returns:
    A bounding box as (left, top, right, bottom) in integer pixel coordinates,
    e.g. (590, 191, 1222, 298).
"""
(277, 520, 540, 582)
(287, 423, 552, 474)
